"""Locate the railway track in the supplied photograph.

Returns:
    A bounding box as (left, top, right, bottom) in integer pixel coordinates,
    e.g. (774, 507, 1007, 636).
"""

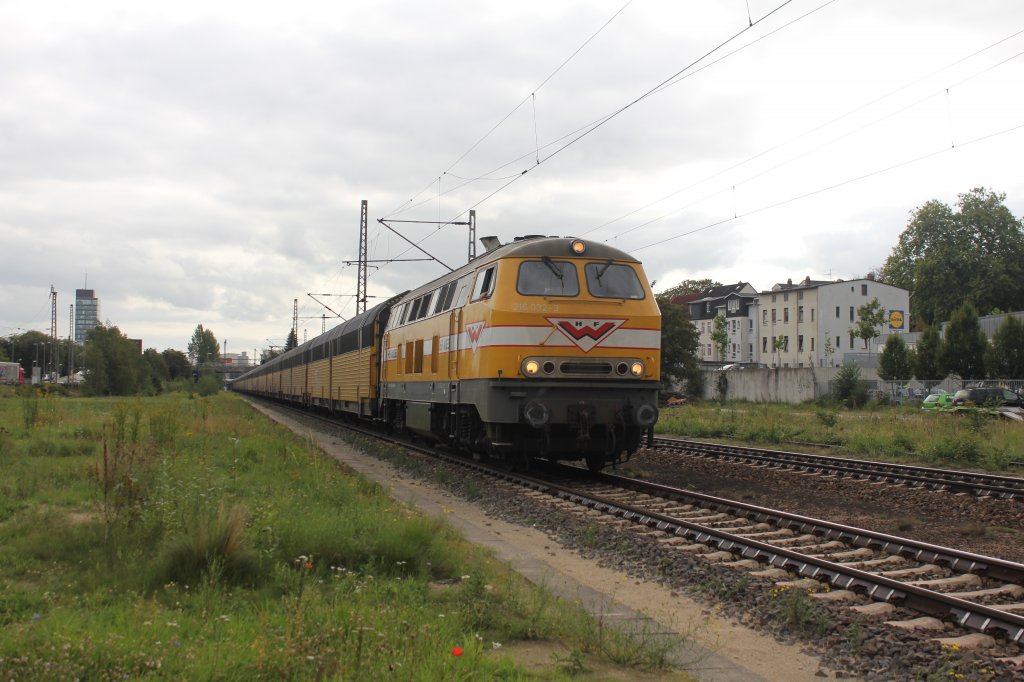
(651, 436, 1024, 500)
(539, 465, 1024, 646)
(253, 399, 1024, 669)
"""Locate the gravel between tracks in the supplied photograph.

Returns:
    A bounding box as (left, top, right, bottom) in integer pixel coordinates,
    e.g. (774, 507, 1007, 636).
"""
(625, 445, 1024, 564)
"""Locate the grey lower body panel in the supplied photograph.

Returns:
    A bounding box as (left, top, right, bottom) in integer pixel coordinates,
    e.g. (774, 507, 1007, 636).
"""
(381, 378, 658, 427)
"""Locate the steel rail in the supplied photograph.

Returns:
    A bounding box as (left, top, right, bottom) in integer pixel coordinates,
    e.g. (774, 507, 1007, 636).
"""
(653, 436, 1024, 500)
(543, 464, 1024, 643)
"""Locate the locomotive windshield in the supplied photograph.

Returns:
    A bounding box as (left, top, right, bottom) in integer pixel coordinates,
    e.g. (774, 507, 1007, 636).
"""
(516, 259, 580, 296)
(585, 261, 645, 299)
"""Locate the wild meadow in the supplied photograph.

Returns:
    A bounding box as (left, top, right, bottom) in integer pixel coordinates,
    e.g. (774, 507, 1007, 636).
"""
(0, 387, 680, 680)
(657, 400, 1024, 471)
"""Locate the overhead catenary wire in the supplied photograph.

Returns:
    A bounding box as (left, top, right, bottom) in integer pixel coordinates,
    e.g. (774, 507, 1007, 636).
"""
(630, 121, 1024, 254)
(384, 0, 636, 220)
(385, 0, 815, 229)
(587, 31, 1024, 244)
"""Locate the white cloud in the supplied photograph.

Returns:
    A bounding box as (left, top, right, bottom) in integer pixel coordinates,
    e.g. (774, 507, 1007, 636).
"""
(2, 0, 1022, 352)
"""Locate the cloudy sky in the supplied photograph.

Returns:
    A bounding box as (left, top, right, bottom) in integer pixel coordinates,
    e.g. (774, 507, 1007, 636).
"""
(3, 0, 1022, 359)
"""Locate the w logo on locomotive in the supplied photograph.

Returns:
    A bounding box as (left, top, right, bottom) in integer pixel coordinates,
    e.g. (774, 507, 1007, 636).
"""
(465, 321, 486, 351)
(548, 317, 625, 352)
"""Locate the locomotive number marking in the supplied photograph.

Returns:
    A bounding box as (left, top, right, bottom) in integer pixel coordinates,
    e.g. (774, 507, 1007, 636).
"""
(512, 303, 560, 313)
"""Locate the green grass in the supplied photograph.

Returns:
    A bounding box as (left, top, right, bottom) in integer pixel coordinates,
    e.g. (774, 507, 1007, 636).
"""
(657, 400, 1024, 471)
(0, 387, 684, 679)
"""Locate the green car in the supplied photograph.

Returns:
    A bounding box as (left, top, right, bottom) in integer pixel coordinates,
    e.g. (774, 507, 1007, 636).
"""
(921, 392, 953, 411)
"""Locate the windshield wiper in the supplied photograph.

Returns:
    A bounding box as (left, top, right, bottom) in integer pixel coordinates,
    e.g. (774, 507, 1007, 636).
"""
(541, 256, 564, 280)
(594, 259, 613, 283)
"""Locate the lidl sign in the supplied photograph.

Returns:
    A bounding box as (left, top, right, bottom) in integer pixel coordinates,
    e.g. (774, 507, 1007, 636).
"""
(888, 310, 905, 330)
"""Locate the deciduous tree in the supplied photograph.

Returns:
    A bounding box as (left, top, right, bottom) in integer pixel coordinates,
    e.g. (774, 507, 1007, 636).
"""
(850, 298, 886, 352)
(80, 325, 148, 396)
(658, 279, 721, 298)
(161, 349, 190, 380)
(711, 314, 729, 361)
(656, 294, 701, 394)
(143, 348, 169, 393)
(188, 325, 220, 365)
(881, 188, 1024, 327)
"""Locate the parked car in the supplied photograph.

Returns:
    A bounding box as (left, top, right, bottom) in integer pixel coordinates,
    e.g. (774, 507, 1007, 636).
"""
(950, 387, 1024, 409)
(920, 392, 954, 411)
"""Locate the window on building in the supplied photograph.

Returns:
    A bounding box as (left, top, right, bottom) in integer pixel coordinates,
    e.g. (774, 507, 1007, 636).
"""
(748, 319, 753, 330)
(771, 294, 777, 303)
(798, 291, 804, 300)
(748, 343, 753, 357)
(798, 306, 804, 323)
(783, 336, 790, 351)
(798, 335, 804, 352)
(861, 284, 868, 296)
(850, 306, 855, 322)
(784, 292, 789, 302)
(727, 299, 739, 312)
(731, 319, 737, 332)
(849, 332, 855, 348)
(771, 309, 777, 323)
(784, 308, 789, 323)
(811, 308, 815, 322)
(836, 336, 841, 349)
(762, 337, 768, 352)
(811, 337, 815, 351)
(763, 310, 768, 324)
(835, 306, 840, 318)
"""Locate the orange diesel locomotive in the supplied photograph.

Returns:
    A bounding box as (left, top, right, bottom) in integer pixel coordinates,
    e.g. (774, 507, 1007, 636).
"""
(232, 235, 661, 470)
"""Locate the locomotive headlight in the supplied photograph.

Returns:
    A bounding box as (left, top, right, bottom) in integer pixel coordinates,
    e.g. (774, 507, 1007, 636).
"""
(630, 361, 644, 377)
(523, 359, 541, 376)
(570, 239, 587, 254)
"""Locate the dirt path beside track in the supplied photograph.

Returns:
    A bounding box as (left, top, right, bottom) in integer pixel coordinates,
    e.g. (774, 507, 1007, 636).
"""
(248, 401, 833, 682)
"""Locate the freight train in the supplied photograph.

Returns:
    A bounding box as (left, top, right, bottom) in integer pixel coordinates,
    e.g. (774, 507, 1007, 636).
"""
(231, 235, 661, 470)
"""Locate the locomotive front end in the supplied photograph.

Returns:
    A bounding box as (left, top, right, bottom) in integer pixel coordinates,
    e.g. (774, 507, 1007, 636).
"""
(476, 237, 661, 470)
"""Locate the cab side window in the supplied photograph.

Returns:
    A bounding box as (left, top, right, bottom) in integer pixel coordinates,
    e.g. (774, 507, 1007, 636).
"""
(471, 265, 497, 301)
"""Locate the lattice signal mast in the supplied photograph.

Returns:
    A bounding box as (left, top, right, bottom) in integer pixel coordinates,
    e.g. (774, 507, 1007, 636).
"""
(356, 200, 368, 315)
(49, 285, 57, 339)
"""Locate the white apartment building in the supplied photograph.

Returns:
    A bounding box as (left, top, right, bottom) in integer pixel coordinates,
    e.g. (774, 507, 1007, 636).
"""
(688, 283, 759, 364)
(755, 276, 910, 368)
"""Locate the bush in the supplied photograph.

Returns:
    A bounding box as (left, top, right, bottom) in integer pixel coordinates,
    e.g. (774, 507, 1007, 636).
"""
(151, 505, 265, 588)
(833, 364, 867, 407)
(921, 436, 983, 466)
(196, 373, 221, 396)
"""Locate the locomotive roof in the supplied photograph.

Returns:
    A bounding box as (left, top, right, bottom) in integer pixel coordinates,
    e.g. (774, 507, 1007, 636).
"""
(483, 236, 639, 264)
(400, 236, 641, 300)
